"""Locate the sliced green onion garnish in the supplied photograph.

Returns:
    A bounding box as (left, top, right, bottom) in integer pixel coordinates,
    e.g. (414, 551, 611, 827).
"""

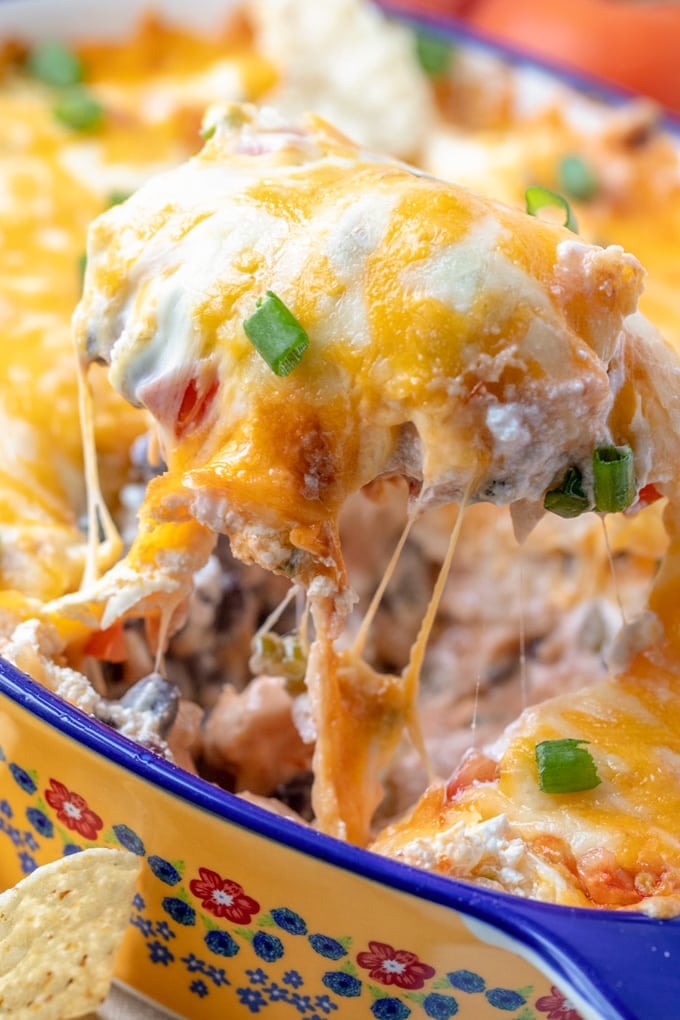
(26, 41, 83, 87)
(77, 252, 87, 286)
(249, 631, 307, 693)
(414, 29, 453, 77)
(558, 154, 599, 202)
(544, 466, 590, 519)
(199, 123, 216, 141)
(53, 87, 104, 132)
(243, 291, 309, 377)
(593, 444, 635, 513)
(536, 738, 601, 794)
(525, 185, 578, 233)
(107, 191, 130, 207)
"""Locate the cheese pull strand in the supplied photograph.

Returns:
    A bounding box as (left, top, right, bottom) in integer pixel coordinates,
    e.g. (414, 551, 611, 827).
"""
(76, 358, 123, 587)
(401, 483, 474, 780)
(352, 509, 416, 659)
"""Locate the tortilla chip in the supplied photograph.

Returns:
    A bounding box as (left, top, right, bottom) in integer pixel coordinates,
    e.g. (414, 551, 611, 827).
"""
(0, 848, 140, 1019)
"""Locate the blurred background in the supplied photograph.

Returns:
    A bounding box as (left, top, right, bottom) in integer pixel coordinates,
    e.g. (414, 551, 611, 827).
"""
(382, 0, 680, 114)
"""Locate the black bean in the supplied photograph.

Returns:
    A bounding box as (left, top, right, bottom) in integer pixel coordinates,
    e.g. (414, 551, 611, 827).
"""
(119, 672, 180, 736)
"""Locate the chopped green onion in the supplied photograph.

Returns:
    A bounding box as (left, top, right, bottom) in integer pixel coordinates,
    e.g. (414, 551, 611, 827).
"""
(249, 631, 307, 693)
(77, 252, 87, 286)
(525, 185, 578, 233)
(243, 291, 309, 377)
(53, 87, 104, 132)
(107, 191, 129, 207)
(544, 466, 590, 519)
(26, 41, 83, 87)
(199, 123, 216, 141)
(414, 29, 453, 77)
(558, 154, 599, 202)
(536, 738, 601, 794)
(593, 444, 635, 513)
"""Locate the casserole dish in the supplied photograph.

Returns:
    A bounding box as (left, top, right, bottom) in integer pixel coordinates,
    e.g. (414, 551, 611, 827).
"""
(0, 2, 679, 1018)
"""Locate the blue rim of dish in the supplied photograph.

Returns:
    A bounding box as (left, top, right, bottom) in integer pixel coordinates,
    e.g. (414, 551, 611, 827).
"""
(377, 2, 680, 135)
(2, 653, 679, 1020)
(0, 7, 678, 1020)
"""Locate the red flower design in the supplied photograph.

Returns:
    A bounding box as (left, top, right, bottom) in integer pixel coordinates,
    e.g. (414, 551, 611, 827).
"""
(356, 940, 436, 989)
(44, 779, 103, 840)
(189, 868, 260, 923)
(536, 985, 583, 1019)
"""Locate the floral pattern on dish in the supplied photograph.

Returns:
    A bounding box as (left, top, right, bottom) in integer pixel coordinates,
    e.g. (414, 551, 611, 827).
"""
(0, 745, 582, 1019)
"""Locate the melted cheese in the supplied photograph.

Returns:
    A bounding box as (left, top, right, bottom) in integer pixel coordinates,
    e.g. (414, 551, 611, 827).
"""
(2, 0, 680, 899)
(423, 74, 680, 354)
(65, 103, 678, 844)
(0, 11, 275, 632)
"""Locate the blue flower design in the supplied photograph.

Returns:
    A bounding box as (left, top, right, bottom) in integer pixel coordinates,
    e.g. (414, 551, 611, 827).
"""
(190, 980, 209, 998)
(314, 994, 338, 1015)
(308, 934, 347, 960)
(205, 965, 230, 987)
(0, 799, 12, 818)
(447, 970, 486, 993)
(132, 892, 146, 911)
(237, 987, 268, 1013)
(7, 825, 22, 847)
(9, 763, 36, 794)
(271, 906, 307, 935)
(130, 914, 154, 938)
(266, 982, 290, 1003)
(154, 920, 175, 942)
(113, 824, 145, 856)
(22, 830, 39, 852)
(62, 843, 82, 856)
(283, 970, 304, 989)
(371, 998, 411, 1019)
(26, 807, 53, 838)
(148, 855, 181, 885)
(423, 992, 459, 1018)
(162, 896, 196, 926)
(147, 940, 174, 966)
(246, 968, 268, 985)
(253, 931, 284, 962)
(322, 972, 362, 998)
(485, 988, 526, 1011)
(181, 953, 207, 974)
(18, 851, 37, 874)
(205, 929, 239, 958)
(289, 991, 314, 1014)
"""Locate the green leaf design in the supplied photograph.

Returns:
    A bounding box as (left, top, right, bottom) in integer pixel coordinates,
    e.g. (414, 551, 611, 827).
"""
(404, 991, 425, 1004)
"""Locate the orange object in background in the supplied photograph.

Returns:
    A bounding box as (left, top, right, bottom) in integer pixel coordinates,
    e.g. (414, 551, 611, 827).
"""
(387, 0, 680, 115)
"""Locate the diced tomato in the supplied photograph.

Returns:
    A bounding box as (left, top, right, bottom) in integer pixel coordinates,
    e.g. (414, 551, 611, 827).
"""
(83, 620, 127, 662)
(175, 375, 219, 437)
(445, 748, 499, 798)
(576, 847, 642, 907)
(636, 483, 663, 507)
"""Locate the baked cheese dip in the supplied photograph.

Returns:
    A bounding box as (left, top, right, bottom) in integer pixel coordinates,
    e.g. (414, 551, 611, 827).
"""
(1, 0, 680, 913)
